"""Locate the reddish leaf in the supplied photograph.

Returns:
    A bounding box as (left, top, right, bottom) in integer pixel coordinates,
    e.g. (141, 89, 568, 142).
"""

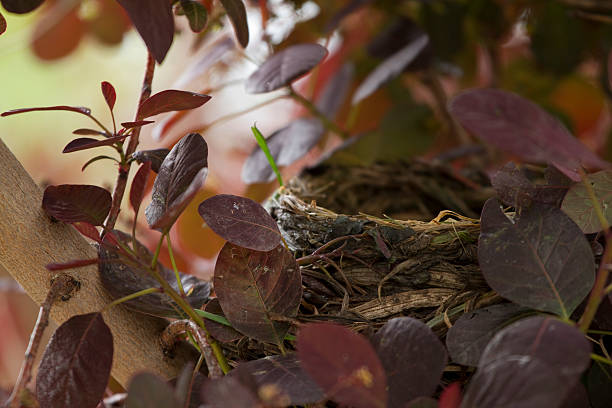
(203, 298, 242, 343)
(132, 148, 170, 173)
(1, 0, 44, 14)
(214, 242, 302, 344)
(231, 354, 324, 406)
(561, 169, 612, 233)
(297, 323, 387, 408)
(138, 90, 211, 119)
(62, 135, 128, 153)
(180, 0, 208, 33)
(202, 376, 260, 408)
(2, 105, 91, 117)
(145, 134, 208, 231)
(446, 303, 530, 367)
(0, 11, 6, 36)
(125, 372, 179, 407)
(72, 222, 101, 243)
(371, 317, 446, 407)
(31, 6, 84, 60)
(352, 34, 429, 105)
(198, 194, 281, 251)
(121, 120, 154, 129)
(449, 89, 610, 180)
(478, 198, 595, 318)
(73, 128, 108, 137)
(116, 0, 174, 63)
(219, 0, 249, 47)
(36, 313, 113, 408)
(245, 44, 328, 94)
(45, 258, 99, 271)
(439, 382, 462, 408)
(42, 184, 112, 226)
(130, 162, 151, 214)
(101, 81, 116, 111)
(462, 316, 591, 408)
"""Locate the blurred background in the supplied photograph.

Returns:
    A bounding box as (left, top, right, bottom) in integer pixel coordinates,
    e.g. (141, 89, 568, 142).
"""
(3, 0, 612, 392)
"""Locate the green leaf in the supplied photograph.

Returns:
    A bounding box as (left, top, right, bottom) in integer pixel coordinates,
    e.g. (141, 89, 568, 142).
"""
(180, 0, 208, 33)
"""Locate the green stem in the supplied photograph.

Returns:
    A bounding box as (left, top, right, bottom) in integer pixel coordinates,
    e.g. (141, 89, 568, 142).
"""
(151, 233, 165, 270)
(588, 329, 612, 336)
(605, 283, 612, 295)
(288, 86, 349, 139)
(103, 287, 161, 311)
(591, 353, 612, 365)
(166, 234, 185, 297)
(88, 114, 113, 137)
(194, 309, 296, 341)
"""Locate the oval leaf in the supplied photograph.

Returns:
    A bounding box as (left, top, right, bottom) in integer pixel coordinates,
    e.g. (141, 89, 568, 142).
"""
(1, 0, 44, 13)
(561, 169, 612, 234)
(180, 0, 208, 33)
(446, 303, 531, 367)
(231, 354, 324, 406)
(219, 0, 249, 47)
(138, 90, 211, 119)
(202, 376, 260, 408)
(132, 148, 170, 173)
(121, 120, 155, 129)
(116, 0, 174, 63)
(31, 8, 84, 60)
(297, 322, 387, 408)
(42, 184, 111, 226)
(245, 44, 328, 94)
(203, 298, 243, 343)
(371, 317, 446, 407)
(130, 161, 151, 214)
(478, 198, 595, 318)
(36, 313, 113, 408)
(125, 372, 179, 408)
(462, 316, 591, 408)
(449, 89, 610, 181)
(352, 34, 429, 105)
(214, 242, 302, 344)
(101, 81, 116, 111)
(198, 194, 281, 251)
(316, 62, 355, 119)
(145, 133, 208, 232)
(62, 134, 128, 153)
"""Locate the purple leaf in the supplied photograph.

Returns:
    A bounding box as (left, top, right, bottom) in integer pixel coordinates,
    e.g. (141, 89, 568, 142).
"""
(62, 135, 128, 153)
(214, 242, 301, 344)
(145, 133, 208, 232)
(352, 34, 429, 105)
(116, 0, 174, 63)
(315, 62, 354, 119)
(121, 120, 154, 129)
(446, 303, 530, 367)
(219, 0, 249, 48)
(36, 313, 113, 408)
(2, 105, 91, 117)
(449, 89, 610, 180)
(125, 372, 179, 407)
(132, 148, 170, 173)
(202, 376, 260, 408)
(561, 169, 612, 234)
(130, 161, 151, 214)
(462, 316, 591, 408)
(198, 194, 281, 251)
(297, 322, 387, 408)
(138, 90, 211, 119)
(42, 184, 111, 226)
(231, 354, 324, 406)
(372, 317, 446, 407)
(478, 198, 595, 318)
(0, 12, 6, 36)
(203, 298, 242, 343)
(245, 44, 328, 94)
(1, 0, 44, 14)
(72, 128, 108, 136)
(101, 81, 116, 111)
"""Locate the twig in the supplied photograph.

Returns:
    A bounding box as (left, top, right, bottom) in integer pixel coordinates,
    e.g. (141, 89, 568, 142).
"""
(4, 273, 79, 408)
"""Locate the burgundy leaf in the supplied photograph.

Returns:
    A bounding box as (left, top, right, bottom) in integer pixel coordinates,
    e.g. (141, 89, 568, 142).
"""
(371, 317, 446, 407)
(462, 316, 591, 408)
(45, 258, 99, 271)
(245, 44, 328, 94)
(130, 162, 151, 214)
(214, 242, 302, 344)
(116, 0, 174, 63)
(561, 169, 612, 234)
(121, 120, 154, 129)
(62, 135, 128, 153)
(36, 313, 113, 408)
(1, 0, 44, 13)
(449, 89, 610, 180)
(101, 81, 116, 111)
(98, 231, 210, 318)
(42, 184, 112, 226)
(132, 148, 170, 173)
(203, 298, 242, 343)
(72, 222, 101, 243)
(297, 322, 387, 408)
(2, 105, 91, 117)
(202, 375, 260, 408)
(446, 303, 530, 367)
(145, 133, 208, 232)
(439, 383, 462, 408)
(180, 0, 208, 33)
(0, 11, 6, 36)
(231, 354, 324, 406)
(478, 198, 595, 318)
(31, 6, 83, 60)
(315, 62, 354, 120)
(138, 90, 211, 119)
(125, 372, 179, 407)
(219, 0, 249, 47)
(352, 34, 429, 105)
(198, 194, 281, 251)
(73, 128, 108, 136)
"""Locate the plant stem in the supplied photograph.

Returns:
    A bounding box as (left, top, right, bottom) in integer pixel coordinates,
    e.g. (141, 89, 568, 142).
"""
(5, 274, 79, 408)
(151, 233, 165, 270)
(166, 234, 185, 296)
(103, 287, 161, 311)
(288, 86, 349, 139)
(591, 353, 612, 365)
(104, 52, 155, 234)
(579, 231, 612, 332)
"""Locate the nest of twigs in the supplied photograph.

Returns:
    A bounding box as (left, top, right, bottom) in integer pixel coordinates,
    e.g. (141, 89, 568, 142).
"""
(219, 159, 499, 362)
